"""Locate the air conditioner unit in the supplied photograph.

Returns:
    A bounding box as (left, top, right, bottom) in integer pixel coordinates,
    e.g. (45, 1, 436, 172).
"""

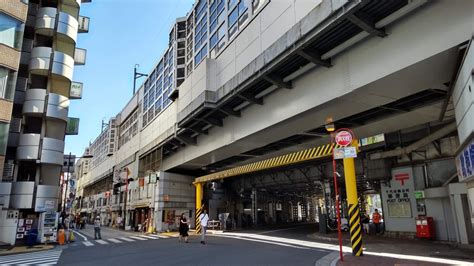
(2, 160, 14, 181)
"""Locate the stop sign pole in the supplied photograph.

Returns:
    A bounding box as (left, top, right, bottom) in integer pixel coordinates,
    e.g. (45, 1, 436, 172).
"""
(334, 129, 363, 257)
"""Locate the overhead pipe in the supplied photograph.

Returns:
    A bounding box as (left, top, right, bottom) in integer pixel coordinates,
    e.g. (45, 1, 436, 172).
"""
(369, 122, 457, 160)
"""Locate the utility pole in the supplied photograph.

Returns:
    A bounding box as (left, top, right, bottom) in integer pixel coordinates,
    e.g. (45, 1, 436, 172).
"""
(63, 152, 72, 213)
(133, 64, 148, 95)
(122, 168, 130, 230)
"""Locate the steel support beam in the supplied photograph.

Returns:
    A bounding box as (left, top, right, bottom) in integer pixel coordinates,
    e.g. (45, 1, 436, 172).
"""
(377, 106, 409, 113)
(263, 74, 293, 89)
(370, 122, 457, 160)
(188, 127, 208, 135)
(203, 117, 223, 127)
(219, 106, 241, 117)
(348, 11, 387, 38)
(237, 93, 264, 105)
(176, 135, 197, 146)
(296, 50, 332, 68)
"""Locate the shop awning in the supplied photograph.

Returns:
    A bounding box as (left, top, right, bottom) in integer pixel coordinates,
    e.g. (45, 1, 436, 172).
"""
(194, 143, 339, 183)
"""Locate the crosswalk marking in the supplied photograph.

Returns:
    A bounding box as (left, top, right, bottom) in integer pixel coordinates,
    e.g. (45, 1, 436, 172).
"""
(83, 240, 94, 246)
(139, 235, 159, 239)
(95, 239, 109, 245)
(129, 236, 147, 241)
(0, 250, 62, 265)
(77, 234, 173, 247)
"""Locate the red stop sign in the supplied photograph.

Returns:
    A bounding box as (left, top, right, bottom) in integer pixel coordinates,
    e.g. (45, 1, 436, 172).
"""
(335, 130, 353, 147)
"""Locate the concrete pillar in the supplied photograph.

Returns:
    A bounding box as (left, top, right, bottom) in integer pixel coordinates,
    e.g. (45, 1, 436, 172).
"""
(449, 183, 469, 244)
(252, 187, 257, 225)
(468, 183, 474, 237)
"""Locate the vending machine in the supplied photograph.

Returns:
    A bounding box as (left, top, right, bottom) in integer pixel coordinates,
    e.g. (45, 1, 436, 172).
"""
(38, 211, 58, 243)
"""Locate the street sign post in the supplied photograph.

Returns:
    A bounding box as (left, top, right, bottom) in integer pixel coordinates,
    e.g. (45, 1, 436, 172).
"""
(335, 130, 353, 147)
(333, 128, 363, 257)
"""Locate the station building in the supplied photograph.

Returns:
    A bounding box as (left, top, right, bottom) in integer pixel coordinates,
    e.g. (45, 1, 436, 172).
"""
(75, 0, 473, 244)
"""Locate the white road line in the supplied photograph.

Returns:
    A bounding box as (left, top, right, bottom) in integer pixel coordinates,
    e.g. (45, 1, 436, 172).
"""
(72, 229, 88, 241)
(159, 235, 170, 239)
(139, 235, 159, 239)
(129, 236, 147, 241)
(95, 239, 109, 245)
(14, 257, 60, 265)
(0, 250, 62, 265)
(83, 240, 94, 246)
(0, 256, 61, 264)
(217, 235, 312, 250)
(120, 237, 135, 242)
(107, 238, 123, 243)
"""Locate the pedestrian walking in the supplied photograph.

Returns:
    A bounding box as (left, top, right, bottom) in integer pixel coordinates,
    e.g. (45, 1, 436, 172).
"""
(361, 212, 370, 234)
(76, 214, 81, 229)
(372, 209, 382, 235)
(64, 215, 71, 244)
(199, 209, 209, 245)
(81, 216, 86, 229)
(179, 213, 189, 243)
(94, 216, 102, 239)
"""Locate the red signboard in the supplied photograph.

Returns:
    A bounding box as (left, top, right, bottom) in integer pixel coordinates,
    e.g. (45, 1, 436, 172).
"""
(395, 173, 409, 186)
(335, 130, 353, 147)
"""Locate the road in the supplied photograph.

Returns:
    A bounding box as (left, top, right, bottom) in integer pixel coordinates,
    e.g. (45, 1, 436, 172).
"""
(60, 224, 330, 266)
(0, 224, 334, 265)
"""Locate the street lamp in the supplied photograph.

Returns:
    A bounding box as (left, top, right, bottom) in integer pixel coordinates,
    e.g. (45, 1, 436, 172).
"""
(326, 120, 343, 262)
(62, 153, 93, 214)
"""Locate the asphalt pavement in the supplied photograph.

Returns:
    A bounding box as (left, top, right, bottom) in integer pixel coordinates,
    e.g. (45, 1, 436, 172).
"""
(58, 227, 330, 266)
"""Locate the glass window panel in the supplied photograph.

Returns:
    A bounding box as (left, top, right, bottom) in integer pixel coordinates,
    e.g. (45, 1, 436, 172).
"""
(228, 7, 238, 28)
(0, 122, 8, 155)
(0, 14, 23, 49)
(238, 0, 248, 15)
(210, 32, 218, 49)
(228, 0, 238, 9)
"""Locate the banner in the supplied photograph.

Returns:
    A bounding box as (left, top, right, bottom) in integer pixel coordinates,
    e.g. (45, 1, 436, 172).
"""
(66, 117, 80, 135)
(70, 82, 83, 99)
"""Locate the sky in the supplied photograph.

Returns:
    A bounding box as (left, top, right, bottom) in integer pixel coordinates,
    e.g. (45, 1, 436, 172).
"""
(64, 0, 196, 156)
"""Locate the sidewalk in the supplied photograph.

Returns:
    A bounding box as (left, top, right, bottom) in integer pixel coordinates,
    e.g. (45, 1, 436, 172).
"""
(309, 231, 474, 265)
(0, 244, 55, 256)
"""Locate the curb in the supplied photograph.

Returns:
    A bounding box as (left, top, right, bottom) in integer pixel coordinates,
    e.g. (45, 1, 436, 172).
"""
(0, 245, 56, 257)
(315, 251, 340, 266)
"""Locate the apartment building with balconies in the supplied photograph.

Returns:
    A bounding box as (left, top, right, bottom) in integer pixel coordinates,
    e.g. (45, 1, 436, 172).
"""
(0, 0, 89, 245)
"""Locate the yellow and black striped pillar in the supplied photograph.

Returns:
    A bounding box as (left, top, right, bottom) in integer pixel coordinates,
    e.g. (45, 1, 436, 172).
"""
(195, 182, 203, 234)
(343, 140, 363, 256)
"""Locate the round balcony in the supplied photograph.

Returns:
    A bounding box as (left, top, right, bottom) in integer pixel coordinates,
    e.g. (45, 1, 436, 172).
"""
(41, 137, 65, 166)
(35, 7, 56, 37)
(63, 0, 81, 8)
(16, 133, 41, 161)
(35, 7, 78, 44)
(29, 47, 74, 81)
(22, 90, 70, 121)
(22, 88, 46, 117)
(46, 93, 69, 122)
(57, 11, 79, 43)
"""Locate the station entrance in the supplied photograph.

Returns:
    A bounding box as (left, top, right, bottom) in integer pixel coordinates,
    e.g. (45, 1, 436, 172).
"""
(193, 142, 381, 232)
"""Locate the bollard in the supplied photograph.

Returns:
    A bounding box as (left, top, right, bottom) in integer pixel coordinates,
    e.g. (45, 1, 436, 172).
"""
(58, 229, 65, 245)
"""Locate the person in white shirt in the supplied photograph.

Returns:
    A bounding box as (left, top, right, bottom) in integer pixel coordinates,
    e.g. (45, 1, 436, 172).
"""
(63, 215, 71, 243)
(94, 216, 102, 239)
(199, 209, 209, 244)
